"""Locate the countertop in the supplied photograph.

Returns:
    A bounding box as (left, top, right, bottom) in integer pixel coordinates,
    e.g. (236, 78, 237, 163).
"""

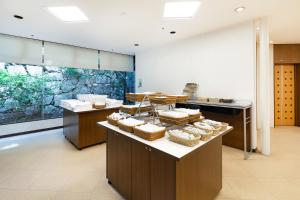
(183, 100, 252, 109)
(98, 121, 233, 159)
(61, 105, 120, 113)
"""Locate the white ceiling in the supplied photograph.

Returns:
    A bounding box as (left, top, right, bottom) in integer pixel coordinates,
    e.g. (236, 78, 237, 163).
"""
(0, 0, 300, 55)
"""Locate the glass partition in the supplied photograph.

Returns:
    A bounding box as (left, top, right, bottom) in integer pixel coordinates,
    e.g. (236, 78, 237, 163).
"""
(0, 62, 135, 125)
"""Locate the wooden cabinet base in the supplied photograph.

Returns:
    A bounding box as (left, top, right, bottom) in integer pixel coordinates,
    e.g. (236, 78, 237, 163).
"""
(63, 108, 118, 149)
(106, 128, 223, 200)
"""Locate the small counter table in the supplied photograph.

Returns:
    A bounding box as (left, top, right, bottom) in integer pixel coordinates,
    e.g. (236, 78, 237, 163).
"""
(99, 121, 233, 200)
(62, 106, 119, 149)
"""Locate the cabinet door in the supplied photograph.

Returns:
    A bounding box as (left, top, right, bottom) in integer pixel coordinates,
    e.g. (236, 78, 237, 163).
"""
(150, 148, 176, 200)
(106, 130, 118, 186)
(132, 141, 150, 200)
(94, 111, 108, 143)
(117, 134, 132, 200)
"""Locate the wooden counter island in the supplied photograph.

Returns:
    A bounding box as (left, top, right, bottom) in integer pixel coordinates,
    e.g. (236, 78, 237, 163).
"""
(62, 106, 119, 149)
(98, 121, 233, 200)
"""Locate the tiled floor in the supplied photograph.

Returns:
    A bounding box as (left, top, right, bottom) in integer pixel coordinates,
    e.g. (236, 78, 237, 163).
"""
(0, 126, 299, 200)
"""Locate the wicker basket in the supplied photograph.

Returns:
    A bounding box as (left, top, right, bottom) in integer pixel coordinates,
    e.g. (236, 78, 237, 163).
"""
(120, 105, 152, 115)
(149, 96, 177, 105)
(107, 117, 119, 126)
(159, 116, 189, 126)
(168, 131, 201, 147)
(125, 93, 146, 102)
(188, 113, 202, 123)
(117, 120, 144, 133)
(133, 126, 166, 141)
(212, 122, 229, 131)
(166, 95, 189, 103)
(199, 131, 214, 141)
(126, 93, 161, 102)
(193, 122, 222, 136)
(93, 104, 106, 109)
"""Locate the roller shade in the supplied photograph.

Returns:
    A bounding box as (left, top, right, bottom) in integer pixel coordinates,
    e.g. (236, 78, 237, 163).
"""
(0, 34, 42, 65)
(44, 42, 98, 69)
(100, 51, 134, 72)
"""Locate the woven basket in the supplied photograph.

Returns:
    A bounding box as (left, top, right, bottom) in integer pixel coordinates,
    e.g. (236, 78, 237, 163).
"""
(149, 96, 177, 105)
(117, 122, 135, 133)
(168, 132, 201, 147)
(159, 116, 189, 126)
(107, 117, 119, 126)
(125, 93, 146, 102)
(194, 123, 222, 136)
(166, 95, 189, 103)
(188, 113, 202, 123)
(93, 104, 106, 109)
(182, 127, 212, 141)
(212, 122, 229, 131)
(120, 105, 152, 115)
(133, 126, 166, 141)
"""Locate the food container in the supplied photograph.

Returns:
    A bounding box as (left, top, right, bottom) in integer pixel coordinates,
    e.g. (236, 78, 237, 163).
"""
(194, 122, 221, 136)
(133, 124, 166, 141)
(149, 96, 177, 105)
(168, 129, 201, 147)
(117, 118, 144, 133)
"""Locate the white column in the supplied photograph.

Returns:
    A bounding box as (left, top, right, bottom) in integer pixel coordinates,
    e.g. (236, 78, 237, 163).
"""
(259, 18, 271, 155)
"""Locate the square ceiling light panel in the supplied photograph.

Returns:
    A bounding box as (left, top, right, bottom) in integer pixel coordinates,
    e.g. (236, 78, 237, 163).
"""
(163, 1, 202, 18)
(47, 6, 88, 22)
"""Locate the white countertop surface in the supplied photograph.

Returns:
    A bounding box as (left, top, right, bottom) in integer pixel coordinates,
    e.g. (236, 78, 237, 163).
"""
(185, 100, 252, 109)
(98, 121, 233, 159)
(61, 105, 120, 113)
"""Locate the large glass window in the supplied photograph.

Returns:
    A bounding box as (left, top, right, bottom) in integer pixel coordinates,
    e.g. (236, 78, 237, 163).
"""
(0, 62, 135, 125)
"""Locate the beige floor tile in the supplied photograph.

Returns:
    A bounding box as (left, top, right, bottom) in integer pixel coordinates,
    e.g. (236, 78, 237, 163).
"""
(1, 126, 300, 200)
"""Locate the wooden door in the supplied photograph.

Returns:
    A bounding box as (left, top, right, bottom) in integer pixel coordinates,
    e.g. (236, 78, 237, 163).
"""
(132, 141, 150, 200)
(106, 130, 118, 186)
(117, 134, 132, 200)
(296, 65, 300, 126)
(274, 65, 295, 126)
(150, 148, 176, 200)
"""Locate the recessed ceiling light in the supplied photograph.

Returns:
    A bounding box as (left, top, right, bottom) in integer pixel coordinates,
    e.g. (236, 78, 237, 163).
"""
(13, 15, 23, 19)
(170, 31, 176, 34)
(163, 1, 201, 18)
(47, 6, 88, 22)
(234, 6, 245, 13)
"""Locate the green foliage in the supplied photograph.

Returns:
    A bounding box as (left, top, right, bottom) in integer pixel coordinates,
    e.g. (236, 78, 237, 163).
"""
(0, 69, 52, 111)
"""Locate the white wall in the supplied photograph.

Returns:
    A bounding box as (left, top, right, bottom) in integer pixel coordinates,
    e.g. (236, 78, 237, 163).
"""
(136, 22, 256, 99)
(136, 22, 257, 148)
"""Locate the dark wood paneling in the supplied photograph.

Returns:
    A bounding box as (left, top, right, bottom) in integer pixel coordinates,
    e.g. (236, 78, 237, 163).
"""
(176, 137, 222, 200)
(63, 109, 79, 146)
(132, 141, 150, 200)
(150, 148, 176, 200)
(296, 65, 300, 126)
(117, 134, 132, 200)
(107, 130, 118, 185)
(63, 108, 118, 149)
(274, 44, 300, 64)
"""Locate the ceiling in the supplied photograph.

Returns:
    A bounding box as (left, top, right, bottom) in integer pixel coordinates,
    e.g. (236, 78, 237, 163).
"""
(0, 0, 300, 55)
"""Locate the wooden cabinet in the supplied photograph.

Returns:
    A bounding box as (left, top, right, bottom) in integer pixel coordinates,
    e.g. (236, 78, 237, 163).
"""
(107, 131, 176, 200)
(103, 125, 229, 200)
(107, 129, 132, 200)
(63, 108, 118, 149)
(131, 141, 151, 200)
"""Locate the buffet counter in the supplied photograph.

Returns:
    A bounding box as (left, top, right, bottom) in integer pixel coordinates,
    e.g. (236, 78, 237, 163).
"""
(98, 121, 233, 200)
(62, 105, 119, 149)
(176, 100, 252, 158)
